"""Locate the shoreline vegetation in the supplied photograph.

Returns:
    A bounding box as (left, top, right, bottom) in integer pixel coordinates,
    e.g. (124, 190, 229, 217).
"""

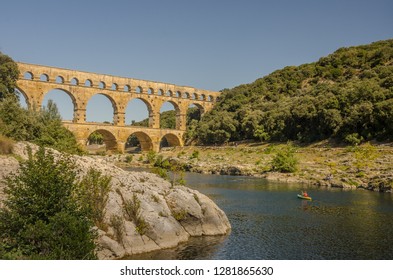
(114, 141, 393, 193)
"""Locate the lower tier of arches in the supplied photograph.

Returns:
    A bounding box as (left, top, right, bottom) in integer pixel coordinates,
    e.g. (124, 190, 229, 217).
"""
(63, 122, 184, 153)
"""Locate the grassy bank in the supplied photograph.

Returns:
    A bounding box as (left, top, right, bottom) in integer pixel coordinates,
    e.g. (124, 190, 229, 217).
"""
(150, 141, 393, 191)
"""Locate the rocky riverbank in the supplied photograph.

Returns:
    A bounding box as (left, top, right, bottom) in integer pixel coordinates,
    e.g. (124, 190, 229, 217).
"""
(0, 142, 231, 259)
(117, 142, 393, 193)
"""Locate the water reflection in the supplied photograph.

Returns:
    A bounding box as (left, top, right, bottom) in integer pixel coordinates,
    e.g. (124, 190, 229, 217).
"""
(124, 168, 393, 259)
(125, 235, 229, 260)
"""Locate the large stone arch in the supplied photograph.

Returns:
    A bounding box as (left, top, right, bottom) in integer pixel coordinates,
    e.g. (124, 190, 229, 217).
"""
(86, 93, 119, 124)
(15, 86, 32, 108)
(189, 102, 205, 114)
(126, 131, 153, 152)
(159, 100, 182, 129)
(125, 97, 154, 127)
(87, 129, 118, 152)
(41, 88, 78, 121)
(160, 133, 182, 148)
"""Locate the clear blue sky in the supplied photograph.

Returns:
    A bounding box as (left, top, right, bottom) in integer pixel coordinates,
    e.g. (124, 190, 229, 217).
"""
(1, 0, 392, 122)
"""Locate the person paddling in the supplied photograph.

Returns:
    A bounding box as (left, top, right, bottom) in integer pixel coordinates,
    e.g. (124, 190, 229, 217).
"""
(302, 190, 309, 197)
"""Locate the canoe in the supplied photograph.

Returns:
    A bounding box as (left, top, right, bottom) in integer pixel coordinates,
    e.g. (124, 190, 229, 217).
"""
(297, 194, 312, 200)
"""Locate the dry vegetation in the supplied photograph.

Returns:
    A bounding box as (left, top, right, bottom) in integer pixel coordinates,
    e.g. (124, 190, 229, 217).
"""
(157, 141, 393, 189)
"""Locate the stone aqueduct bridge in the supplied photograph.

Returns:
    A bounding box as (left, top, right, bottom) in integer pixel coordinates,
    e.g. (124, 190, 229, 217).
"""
(16, 62, 221, 152)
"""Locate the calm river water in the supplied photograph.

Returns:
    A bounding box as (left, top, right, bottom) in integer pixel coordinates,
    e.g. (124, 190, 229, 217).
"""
(128, 170, 393, 260)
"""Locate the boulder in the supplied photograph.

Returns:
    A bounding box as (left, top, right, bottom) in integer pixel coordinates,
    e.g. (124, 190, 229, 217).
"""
(0, 142, 231, 259)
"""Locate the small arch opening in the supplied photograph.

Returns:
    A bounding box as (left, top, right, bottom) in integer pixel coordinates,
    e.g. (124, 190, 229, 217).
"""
(111, 83, 118, 90)
(70, 78, 79, 85)
(23, 72, 33, 80)
(55, 76, 64, 84)
(85, 79, 93, 87)
(135, 86, 142, 94)
(124, 85, 131, 92)
(99, 81, 106, 89)
(40, 74, 49, 82)
(148, 88, 154, 95)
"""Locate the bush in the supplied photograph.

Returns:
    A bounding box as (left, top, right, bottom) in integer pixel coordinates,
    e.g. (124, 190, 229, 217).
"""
(125, 155, 133, 163)
(344, 133, 363, 146)
(125, 195, 148, 235)
(190, 150, 199, 160)
(73, 168, 111, 229)
(146, 150, 157, 164)
(0, 146, 97, 259)
(270, 144, 298, 173)
(0, 134, 13, 154)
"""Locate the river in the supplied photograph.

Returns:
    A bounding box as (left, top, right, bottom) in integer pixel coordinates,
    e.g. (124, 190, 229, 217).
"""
(127, 170, 393, 260)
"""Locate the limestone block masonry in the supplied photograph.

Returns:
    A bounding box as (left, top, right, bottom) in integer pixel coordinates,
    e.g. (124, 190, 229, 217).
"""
(16, 62, 221, 152)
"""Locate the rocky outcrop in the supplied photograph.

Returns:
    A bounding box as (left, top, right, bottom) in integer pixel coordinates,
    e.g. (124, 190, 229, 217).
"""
(0, 142, 231, 259)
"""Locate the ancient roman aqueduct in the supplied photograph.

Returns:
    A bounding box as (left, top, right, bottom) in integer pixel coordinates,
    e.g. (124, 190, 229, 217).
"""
(16, 62, 221, 152)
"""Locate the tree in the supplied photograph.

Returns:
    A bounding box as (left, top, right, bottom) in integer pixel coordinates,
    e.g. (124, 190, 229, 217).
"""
(0, 146, 97, 259)
(88, 131, 104, 145)
(0, 97, 82, 154)
(0, 52, 19, 99)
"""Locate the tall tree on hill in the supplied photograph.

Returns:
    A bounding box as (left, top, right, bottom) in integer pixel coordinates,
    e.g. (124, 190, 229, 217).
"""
(0, 52, 19, 99)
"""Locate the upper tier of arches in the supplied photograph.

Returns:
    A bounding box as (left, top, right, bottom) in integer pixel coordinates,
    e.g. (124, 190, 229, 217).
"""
(19, 62, 221, 103)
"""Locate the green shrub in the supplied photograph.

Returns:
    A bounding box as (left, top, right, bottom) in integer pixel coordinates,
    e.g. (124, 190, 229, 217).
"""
(146, 150, 156, 164)
(190, 150, 199, 160)
(344, 133, 363, 146)
(109, 215, 124, 243)
(0, 146, 97, 259)
(270, 144, 298, 173)
(172, 209, 188, 221)
(152, 166, 169, 180)
(123, 194, 149, 235)
(125, 155, 133, 163)
(353, 142, 380, 172)
(0, 134, 13, 154)
(73, 168, 111, 229)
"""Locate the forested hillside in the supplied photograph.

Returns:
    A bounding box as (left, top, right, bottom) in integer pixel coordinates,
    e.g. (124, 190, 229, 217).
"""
(194, 39, 393, 145)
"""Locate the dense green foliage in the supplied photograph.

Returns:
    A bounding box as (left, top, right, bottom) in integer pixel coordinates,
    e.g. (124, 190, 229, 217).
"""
(270, 144, 298, 173)
(88, 131, 104, 145)
(130, 110, 176, 129)
(0, 52, 19, 99)
(0, 96, 83, 154)
(0, 147, 97, 259)
(195, 39, 393, 144)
